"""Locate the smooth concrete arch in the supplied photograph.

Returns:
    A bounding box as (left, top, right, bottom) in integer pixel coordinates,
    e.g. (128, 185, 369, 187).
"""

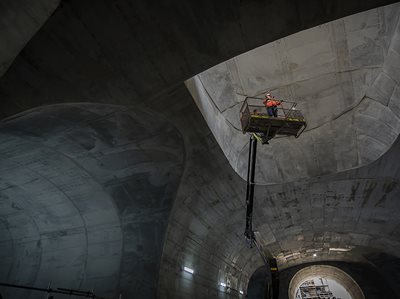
(157, 85, 400, 298)
(0, 1, 400, 298)
(288, 265, 364, 299)
(0, 103, 185, 298)
(0, 0, 398, 118)
(187, 2, 400, 183)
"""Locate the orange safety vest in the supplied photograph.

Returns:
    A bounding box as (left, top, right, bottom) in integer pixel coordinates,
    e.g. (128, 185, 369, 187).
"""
(263, 99, 281, 107)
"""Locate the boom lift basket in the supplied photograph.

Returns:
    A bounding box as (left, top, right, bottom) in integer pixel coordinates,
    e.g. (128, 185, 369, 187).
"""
(240, 96, 305, 299)
(240, 97, 307, 138)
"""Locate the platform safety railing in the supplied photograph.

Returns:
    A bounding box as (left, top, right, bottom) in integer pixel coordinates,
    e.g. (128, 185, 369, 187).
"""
(240, 96, 305, 122)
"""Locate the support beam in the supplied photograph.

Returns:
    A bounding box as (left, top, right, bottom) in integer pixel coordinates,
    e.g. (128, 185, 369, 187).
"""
(244, 135, 258, 247)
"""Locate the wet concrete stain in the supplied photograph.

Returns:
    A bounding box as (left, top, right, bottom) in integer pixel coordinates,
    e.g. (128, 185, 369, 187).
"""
(361, 181, 377, 207)
(349, 182, 360, 202)
(383, 180, 398, 193)
(375, 180, 398, 207)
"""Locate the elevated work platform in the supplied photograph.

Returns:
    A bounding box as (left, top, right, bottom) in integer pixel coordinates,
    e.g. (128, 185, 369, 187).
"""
(240, 97, 307, 138)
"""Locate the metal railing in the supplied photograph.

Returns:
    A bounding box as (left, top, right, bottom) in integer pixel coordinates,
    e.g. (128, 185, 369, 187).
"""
(240, 96, 305, 121)
(239, 96, 307, 137)
(0, 282, 119, 299)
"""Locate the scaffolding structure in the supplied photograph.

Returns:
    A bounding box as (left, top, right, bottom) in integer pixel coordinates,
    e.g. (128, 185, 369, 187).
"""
(295, 278, 341, 299)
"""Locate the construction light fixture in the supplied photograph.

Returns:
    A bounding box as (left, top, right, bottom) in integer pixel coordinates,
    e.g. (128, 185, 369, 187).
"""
(313, 253, 317, 257)
(239, 290, 244, 294)
(329, 247, 351, 252)
(220, 282, 227, 288)
(183, 266, 194, 274)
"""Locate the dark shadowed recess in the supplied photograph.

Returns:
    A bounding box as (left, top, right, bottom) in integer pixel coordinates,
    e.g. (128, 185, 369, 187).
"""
(247, 266, 273, 299)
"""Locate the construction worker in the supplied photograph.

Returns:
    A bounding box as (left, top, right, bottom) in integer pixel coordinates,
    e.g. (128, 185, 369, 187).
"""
(263, 93, 281, 117)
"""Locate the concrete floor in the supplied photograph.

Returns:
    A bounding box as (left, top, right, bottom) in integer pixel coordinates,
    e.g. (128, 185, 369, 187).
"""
(0, 1, 399, 299)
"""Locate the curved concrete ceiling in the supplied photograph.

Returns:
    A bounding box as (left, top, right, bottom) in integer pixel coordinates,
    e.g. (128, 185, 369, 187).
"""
(187, 3, 400, 183)
(0, 104, 184, 298)
(0, 1, 399, 299)
(158, 104, 400, 297)
(0, 0, 397, 117)
(0, 0, 60, 77)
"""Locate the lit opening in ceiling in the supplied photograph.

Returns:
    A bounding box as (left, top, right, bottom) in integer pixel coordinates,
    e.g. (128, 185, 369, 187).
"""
(289, 265, 364, 299)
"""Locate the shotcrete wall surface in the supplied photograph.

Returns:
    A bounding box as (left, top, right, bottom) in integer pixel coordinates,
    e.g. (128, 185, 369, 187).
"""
(156, 87, 400, 298)
(0, 87, 399, 299)
(0, 0, 397, 118)
(0, 0, 60, 77)
(0, 104, 184, 298)
(0, 1, 399, 299)
(187, 3, 400, 183)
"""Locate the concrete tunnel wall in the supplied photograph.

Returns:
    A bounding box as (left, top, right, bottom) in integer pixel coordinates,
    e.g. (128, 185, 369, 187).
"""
(157, 89, 400, 298)
(0, 0, 397, 118)
(0, 0, 60, 78)
(0, 0, 399, 298)
(186, 3, 400, 183)
(0, 86, 399, 299)
(0, 104, 184, 298)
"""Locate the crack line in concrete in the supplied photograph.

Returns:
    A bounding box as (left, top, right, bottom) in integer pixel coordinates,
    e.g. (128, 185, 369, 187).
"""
(197, 76, 242, 132)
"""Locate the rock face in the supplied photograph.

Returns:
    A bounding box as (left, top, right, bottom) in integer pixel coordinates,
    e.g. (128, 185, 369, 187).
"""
(187, 3, 400, 184)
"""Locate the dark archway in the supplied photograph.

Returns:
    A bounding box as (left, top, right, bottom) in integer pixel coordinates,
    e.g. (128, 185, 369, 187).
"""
(247, 266, 272, 299)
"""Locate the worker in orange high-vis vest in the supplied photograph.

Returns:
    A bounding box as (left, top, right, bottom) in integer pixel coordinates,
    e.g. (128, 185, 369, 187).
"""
(263, 93, 281, 117)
